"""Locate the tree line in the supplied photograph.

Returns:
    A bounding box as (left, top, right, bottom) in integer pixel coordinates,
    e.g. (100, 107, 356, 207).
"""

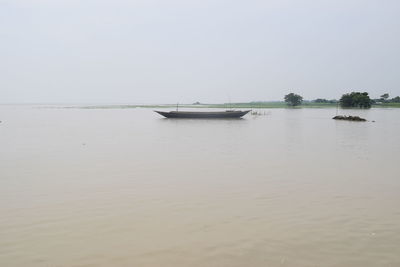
(284, 92, 400, 108)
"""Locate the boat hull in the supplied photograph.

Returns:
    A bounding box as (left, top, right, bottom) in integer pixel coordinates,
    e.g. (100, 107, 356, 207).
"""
(155, 110, 250, 119)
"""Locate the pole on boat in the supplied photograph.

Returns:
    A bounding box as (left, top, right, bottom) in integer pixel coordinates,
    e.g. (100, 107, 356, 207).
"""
(336, 101, 339, 116)
(176, 102, 179, 111)
(227, 93, 232, 111)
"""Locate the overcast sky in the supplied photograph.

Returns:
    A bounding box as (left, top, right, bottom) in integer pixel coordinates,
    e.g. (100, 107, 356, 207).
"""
(1, 0, 399, 104)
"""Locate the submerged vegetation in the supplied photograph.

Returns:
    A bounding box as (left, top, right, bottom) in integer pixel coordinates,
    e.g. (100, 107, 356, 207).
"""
(332, 115, 367, 121)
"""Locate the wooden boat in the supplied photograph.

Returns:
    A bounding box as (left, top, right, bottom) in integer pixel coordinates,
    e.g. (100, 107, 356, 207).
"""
(155, 110, 250, 119)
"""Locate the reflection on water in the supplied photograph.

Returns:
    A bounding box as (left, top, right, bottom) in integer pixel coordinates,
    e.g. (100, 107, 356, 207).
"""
(1, 106, 400, 266)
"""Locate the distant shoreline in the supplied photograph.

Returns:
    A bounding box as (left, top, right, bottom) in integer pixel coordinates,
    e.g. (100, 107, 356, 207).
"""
(2, 102, 399, 109)
(57, 102, 400, 109)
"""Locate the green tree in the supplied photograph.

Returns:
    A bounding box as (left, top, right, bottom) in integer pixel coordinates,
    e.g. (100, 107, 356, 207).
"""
(340, 92, 372, 108)
(313, 98, 329, 103)
(284, 93, 303, 106)
(391, 96, 400, 103)
(312, 98, 337, 104)
(380, 93, 389, 102)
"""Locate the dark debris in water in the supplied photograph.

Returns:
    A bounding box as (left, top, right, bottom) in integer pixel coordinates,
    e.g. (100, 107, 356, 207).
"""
(332, 115, 367, 121)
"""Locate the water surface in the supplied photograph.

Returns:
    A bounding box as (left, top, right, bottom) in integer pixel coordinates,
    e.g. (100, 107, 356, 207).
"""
(1, 106, 399, 266)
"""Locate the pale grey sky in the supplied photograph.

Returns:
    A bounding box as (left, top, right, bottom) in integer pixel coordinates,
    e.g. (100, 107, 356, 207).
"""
(1, 0, 399, 103)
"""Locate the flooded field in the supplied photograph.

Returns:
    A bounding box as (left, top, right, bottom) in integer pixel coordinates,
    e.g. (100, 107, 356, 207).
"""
(1, 105, 399, 266)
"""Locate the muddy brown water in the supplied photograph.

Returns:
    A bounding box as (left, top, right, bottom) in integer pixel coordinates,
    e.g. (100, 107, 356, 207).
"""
(1, 105, 399, 266)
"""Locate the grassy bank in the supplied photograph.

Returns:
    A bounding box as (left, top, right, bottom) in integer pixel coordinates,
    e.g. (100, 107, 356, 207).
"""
(373, 103, 400, 108)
